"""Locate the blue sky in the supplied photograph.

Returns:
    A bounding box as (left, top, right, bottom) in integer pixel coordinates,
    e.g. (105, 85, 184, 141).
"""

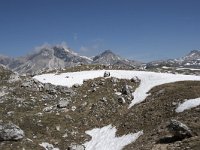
(0, 0, 200, 62)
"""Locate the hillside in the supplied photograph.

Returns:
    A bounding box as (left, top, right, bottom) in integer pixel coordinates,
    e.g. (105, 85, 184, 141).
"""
(0, 65, 200, 150)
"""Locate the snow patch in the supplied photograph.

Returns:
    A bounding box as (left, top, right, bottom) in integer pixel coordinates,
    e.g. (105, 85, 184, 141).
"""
(34, 70, 200, 108)
(176, 67, 200, 71)
(83, 125, 143, 150)
(79, 55, 93, 61)
(176, 98, 200, 113)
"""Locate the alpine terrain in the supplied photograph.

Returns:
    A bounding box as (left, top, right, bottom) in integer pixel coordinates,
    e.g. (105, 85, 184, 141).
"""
(0, 48, 200, 150)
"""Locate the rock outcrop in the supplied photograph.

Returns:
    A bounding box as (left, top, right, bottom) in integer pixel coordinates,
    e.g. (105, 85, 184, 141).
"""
(0, 122, 24, 141)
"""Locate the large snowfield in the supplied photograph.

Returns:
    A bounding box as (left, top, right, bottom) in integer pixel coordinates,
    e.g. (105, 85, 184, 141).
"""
(34, 70, 200, 150)
(34, 70, 200, 108)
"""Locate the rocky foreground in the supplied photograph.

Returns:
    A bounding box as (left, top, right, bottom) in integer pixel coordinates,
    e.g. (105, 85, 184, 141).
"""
(0, 65, 200, 150)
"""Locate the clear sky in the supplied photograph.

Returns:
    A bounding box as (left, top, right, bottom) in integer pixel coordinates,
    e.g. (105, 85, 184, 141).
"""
(0, 0, 200, 62)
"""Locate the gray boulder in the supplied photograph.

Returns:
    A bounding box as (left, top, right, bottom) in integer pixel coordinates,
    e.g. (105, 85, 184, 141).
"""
(8, 73, 21, 83)
(73, 84, 80, 88)
(130, 76, 140, 83)
(104, 71, 110, 77)
(118, 96, 126, 104)
(57, 99, 70, 108)
(44, 83, 56, 94)
(21, 78, 44, 91)
(0, 122, 24, 141)
(167, 119, 193, 139)
(121, 85, 131, 95)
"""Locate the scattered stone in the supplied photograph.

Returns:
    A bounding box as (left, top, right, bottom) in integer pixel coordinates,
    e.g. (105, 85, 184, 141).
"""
(83, 79, 88, 83)
(172, 102, 177, 106)
(99, 81, 105, 86)
(8, 73, 20, 83)
(91, 87, 97, 92)
(104, 71, 110, 77)
(44, 83, 56, 94)
(21, 78, 44, 91)
(82, 102, 87, 106)
(57, 99, 70, 108)
(91, 83, 97, 87)
(118, 96, 126, 104)
(73, 84, 80, 88)
(0, 122, 24, 141)
(68, 143, 85, 150)
(111, 77, 118, 83)
(167, 119, 193, 139)
(157, 89, 165, 95)
(21, 81, 32, 88)
(35, 112, 43, 117)
(43, 106, 53, 112)
(7, 111, 15, 116)
(100, 78, 105, 82)
(39, 142, 59, 150)
(65, 115, 72, 120)
(113, 89, 117, 92)
(115, 92, 122, 96)
(56, 125, 60, 131)
(121, 85, 131, 95)
(71, 106, 76, 111)
(65, 88, 76, 97)
(130, 76, 140, 83)
(152, 144, 168, 150)
(62, 133, 68, 138)
(100, 97, 107, 102)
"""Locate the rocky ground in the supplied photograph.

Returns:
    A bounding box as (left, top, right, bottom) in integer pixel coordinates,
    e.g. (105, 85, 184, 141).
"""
(0, 65, 200, 150)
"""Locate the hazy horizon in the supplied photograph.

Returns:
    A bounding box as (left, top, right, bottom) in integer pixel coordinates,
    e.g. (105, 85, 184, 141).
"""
(1, 0, 200, 62)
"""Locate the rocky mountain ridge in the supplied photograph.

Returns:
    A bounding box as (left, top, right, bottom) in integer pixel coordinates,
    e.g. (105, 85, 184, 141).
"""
(0, 46, 140, 74)
(147, 50, 200, 69)
(1, 47, 200, 74)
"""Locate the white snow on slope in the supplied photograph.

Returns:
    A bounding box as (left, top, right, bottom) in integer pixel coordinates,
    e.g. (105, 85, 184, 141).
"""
(83, 125, 143, 150)
(176, 67, 200, 71)
(176, 98, 200, 113)
(34, 70, 200, 108)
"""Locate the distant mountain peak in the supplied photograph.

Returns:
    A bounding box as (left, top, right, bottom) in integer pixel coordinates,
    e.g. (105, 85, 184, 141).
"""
(92, 50, 121, 64)
(183, 49, 200, 60)
(147, 49, 200, 68)
(190, 49, 200, 53)
(0, 45, 141, 74)
(91, 49, 140, 68)
(102, 49, 113, 54)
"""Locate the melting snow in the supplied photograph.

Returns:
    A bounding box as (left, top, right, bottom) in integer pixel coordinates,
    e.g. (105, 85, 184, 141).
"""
(176, 98, 200, 113)
(34, 70, 200, 108)
(83, 125, 143, 150)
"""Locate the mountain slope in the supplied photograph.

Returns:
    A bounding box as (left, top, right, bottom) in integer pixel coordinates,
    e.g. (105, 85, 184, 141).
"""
(0, 55, 13, 66)
(0, 48, 142, 74)
(92, 50, 123, 64)
(5, 46, 92, 74)
(147, 50, 200, 69)
(92, 50, 141, 68)
(178, 50, 200, 67)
